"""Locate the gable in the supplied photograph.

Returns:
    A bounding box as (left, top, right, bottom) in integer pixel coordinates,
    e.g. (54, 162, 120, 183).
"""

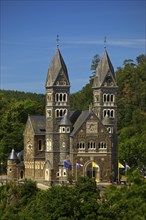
(23, 118, 34, 136)
(54, 68, 70, 86)
(101, 70, 117, 87)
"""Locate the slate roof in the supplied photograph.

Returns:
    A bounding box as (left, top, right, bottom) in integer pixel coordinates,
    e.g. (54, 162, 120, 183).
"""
(93, 49, 116, 87)
(8, 149, 19, 160)
(34, 152, 45, 159)
(59, 113, 72, 126)
(102, 114, 113, 125)
(70, 110, 91, 136)
(29, 115, 46, 135)
(27, 110, 92, 137)
(46, 48, 70, 86)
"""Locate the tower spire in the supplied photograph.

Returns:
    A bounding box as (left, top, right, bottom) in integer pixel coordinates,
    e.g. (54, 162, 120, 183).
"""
(56, 34, 60, 48)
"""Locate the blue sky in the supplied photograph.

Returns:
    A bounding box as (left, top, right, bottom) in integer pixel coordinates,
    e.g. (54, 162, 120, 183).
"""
(1, 0, 146, 94)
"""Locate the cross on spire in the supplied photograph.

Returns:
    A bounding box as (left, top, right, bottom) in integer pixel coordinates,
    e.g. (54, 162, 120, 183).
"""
(56, 34, 59, 48)
(104, 36, 107, 49)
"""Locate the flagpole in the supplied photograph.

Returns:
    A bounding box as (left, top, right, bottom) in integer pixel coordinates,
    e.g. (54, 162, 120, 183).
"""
(118, 163, 119, 183)
(76, 161, 77, 181)
(92, 162, 93, 178)
(124, 160, 127, 176)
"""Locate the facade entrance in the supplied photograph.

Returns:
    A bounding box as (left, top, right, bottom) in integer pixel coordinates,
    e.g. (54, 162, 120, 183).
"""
(85, 162, 100, 182)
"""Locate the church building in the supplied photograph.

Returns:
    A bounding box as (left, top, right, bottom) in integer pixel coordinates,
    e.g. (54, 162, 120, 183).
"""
(7, 47, 118, 184)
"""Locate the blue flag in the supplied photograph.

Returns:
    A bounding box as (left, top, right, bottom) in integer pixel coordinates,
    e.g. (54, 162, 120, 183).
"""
(64, 161, 72, 168)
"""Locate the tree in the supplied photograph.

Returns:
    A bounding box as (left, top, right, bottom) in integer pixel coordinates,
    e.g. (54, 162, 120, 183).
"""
(90, 54, 100, 78)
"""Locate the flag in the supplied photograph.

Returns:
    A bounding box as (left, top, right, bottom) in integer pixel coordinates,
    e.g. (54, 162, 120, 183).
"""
(64, 161, 72, 168)
(76, 162, 83, 168)
(118, 162, 124, 168)
(92, 162, 99, 168)
(125, 164, 130, 169)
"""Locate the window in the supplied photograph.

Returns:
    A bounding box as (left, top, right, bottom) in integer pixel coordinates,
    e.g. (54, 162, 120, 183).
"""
(88, 141, 96, 149)
(103, 109, 115, 118)
(55, 109, 68, 117)
(66, 127, 70, 133)
(63, 169, 67, 176)
(38, 140, 43, 151)
(103, 94, 115, 103)
(55, 93, 67, 102)
(99, 142, 107, 149)
(77, 142, 85, 151)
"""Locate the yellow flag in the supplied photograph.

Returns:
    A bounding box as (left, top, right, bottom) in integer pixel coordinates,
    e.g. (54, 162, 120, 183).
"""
(118, 162, 124, 168)
(92, 162, 98, 168)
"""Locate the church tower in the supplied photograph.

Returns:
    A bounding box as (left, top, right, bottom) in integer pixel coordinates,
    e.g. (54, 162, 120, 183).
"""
(92, 49, 118, 179)
(45, 48, 70, 182)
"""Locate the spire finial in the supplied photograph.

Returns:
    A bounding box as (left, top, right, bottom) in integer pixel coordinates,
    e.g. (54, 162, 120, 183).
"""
(104, 36, 107, 49)
(56, 34, 59, 48)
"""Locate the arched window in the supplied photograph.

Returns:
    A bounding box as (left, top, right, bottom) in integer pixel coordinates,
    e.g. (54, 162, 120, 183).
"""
(111, 94, 114, 102)
(60, 94, 62, 101)
(63, 94, 67, 101)
(78, 142, 85, 150)
(103, 94, 106, 102)
(88, 141, 96, 149)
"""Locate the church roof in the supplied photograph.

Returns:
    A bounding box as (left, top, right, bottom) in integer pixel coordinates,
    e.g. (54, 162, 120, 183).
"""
(59, 112, 72, 126)
(8, 149, 19, 160)
(46, 48, 70, 86)
(93, 49, 116, 87)
(70, 110, 90, 136)
(29, 115, 46, 135)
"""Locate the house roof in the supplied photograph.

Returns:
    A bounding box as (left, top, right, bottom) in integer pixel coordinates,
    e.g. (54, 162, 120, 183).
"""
(59, 112, 72, 126)
(8, 149, 19, 160)
(29, 115, 46, 135)
(70, 110, 91, 136)
(27, 110, 102, 137)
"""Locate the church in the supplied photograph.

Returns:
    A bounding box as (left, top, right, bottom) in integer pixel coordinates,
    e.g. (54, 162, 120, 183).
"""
(7, 47, 118, 184)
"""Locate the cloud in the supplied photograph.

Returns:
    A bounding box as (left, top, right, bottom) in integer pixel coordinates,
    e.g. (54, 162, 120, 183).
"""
(64, 38, 146, 48)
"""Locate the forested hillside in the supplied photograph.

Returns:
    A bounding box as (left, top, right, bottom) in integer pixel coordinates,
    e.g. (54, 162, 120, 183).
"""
(0, 54, 146, 172)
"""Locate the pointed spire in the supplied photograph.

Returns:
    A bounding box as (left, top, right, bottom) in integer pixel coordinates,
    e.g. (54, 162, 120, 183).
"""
(46, 48, 70, 87)
(8, 149, 19, 160)
(93, 49, 116, 87)
(102, 113, 112, 125)
(59, 112, 72, 126)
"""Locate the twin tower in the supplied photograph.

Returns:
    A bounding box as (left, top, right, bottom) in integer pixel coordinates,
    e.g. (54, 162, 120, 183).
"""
(7, 48, 118, 183)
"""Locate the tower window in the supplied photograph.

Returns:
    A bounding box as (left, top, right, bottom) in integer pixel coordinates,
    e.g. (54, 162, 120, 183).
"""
(55, 109, 68, 118)
(103, 109, 115, 118)
(55, 93, 68, 102)
(38, 140, 43, 151)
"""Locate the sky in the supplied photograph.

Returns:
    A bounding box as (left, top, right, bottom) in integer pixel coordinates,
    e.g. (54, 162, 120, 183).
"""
(1, 0, 146, 94)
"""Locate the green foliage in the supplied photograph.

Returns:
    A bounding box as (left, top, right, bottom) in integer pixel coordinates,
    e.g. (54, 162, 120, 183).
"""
(90, 53, 100, 77)
(70, 80, 93, 110)
(0, 90, 45, 162)
(0, 176, 146, 219)
(117, 55, 146, 167)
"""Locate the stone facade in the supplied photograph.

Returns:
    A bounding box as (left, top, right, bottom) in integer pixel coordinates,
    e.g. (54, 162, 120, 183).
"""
(7, 48, 118, 183)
